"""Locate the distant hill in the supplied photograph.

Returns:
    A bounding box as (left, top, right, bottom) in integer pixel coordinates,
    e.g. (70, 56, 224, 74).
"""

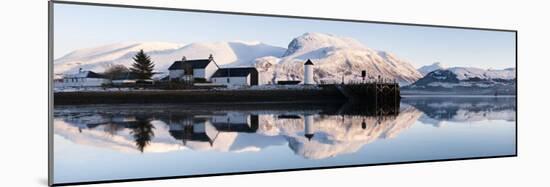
(402, 67, 516, 95)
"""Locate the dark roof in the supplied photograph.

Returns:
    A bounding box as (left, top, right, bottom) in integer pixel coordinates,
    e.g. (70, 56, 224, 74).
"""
(277, 80, 301, 85)
(277, 115, 301, 119)
(212, 123, 258, 133)
(304, 59, 314, 65)
(112, 72, 141, 80)
(168, 59, 215, 70)
(212, 67, 258, 77)
(64, 70, 105, 79)
(169, 130, 212, 142)
(86, 71, 105, 78)
(193, 118, 209, 123)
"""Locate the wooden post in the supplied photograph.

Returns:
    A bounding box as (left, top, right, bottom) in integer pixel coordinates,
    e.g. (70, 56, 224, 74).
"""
(394, 82, 397, 113)
(375, 81, 378, 110)
(361, 70, 366, 83)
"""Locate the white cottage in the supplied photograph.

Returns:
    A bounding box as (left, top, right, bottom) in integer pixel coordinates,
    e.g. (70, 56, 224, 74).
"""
(211, 67, 259, 87)
(59, 70, 110, 88)
(167, 55, 219, 81)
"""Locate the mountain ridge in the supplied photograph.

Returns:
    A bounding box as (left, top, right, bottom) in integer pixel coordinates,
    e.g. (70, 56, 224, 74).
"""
(403, 67, 516, 95)
(418, 62, 446, 75)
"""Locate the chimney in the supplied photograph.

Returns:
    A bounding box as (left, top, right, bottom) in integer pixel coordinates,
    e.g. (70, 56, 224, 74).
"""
(181, 56, 186, 61)
(79, 68, 83, 73)
(208, 54, 214, 61)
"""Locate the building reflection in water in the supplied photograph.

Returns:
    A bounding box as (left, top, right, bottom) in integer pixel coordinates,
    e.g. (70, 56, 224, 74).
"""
(54, 97, 515, 159)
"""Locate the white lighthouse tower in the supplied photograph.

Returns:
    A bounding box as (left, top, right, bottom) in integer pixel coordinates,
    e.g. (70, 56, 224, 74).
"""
(304, 59, 314, 85)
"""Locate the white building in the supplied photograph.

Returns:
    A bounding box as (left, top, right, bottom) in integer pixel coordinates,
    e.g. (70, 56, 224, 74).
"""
(211, 67, 259, 87)
(304, 59, 314, 85)
(57, 70, 110, 88)
(167, 55, 219, 81)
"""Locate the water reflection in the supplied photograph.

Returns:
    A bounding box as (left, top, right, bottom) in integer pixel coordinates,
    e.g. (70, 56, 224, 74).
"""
(54, 97, 515, 159)
(402, 97, 516, 127)
(131, 117, 155, 153)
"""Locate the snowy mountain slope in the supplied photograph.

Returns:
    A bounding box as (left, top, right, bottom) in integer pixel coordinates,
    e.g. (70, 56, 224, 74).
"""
(54, 33, 422, 85)
(418, 62, 446, 75)
(448, 67, 516, 80)
(54, 41, 286, 76)
(282, 32, 367, 57)
(54, 42, 184, 75)
(403, 66, 516, 94)
(254, 33, 423, 85)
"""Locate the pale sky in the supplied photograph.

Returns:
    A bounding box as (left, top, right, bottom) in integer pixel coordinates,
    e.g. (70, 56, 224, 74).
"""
(54, 3, 516, 69)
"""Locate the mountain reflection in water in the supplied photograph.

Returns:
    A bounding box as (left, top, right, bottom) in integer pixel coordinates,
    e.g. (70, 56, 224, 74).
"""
(54, 97, 515, 160)
(402, 97, 516, 127)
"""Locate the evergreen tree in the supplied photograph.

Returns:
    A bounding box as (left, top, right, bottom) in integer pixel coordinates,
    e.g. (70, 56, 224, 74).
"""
(130, 49, 155, 79)
(131, 118, 155, 153)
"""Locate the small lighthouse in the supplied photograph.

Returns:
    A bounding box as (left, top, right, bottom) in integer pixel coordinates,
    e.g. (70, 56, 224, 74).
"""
(304, 59, 314, 85)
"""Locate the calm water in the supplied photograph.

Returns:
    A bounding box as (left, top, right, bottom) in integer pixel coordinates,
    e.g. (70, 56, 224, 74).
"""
(53, 97, 516, 184)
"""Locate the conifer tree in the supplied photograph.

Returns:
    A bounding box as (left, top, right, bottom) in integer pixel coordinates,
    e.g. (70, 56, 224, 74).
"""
(130, 49, 155, 79)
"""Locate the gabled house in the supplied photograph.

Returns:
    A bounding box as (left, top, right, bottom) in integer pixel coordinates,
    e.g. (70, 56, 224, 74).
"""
(168, 55, 219, 81)
(59, 69, 110, 87)
(211, 67, 259, 87)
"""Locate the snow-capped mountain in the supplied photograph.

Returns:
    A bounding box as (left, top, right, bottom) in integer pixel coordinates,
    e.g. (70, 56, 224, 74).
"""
(447, 67, 515, 80)
(403, 67, 516, 95)
(255, 33, 422, 85)
(54, 41, 286, 77)
(54, 42, 184, 75)
(418, 62, 446, 75)
(54, 33, 423, 85)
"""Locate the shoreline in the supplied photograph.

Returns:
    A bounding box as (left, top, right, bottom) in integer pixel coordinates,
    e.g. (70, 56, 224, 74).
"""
(54, 88, 346, 105)
(53, 84, 401, 105)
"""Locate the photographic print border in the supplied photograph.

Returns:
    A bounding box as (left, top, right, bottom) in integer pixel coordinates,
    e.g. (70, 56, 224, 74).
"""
(47, 0, 518, 186)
